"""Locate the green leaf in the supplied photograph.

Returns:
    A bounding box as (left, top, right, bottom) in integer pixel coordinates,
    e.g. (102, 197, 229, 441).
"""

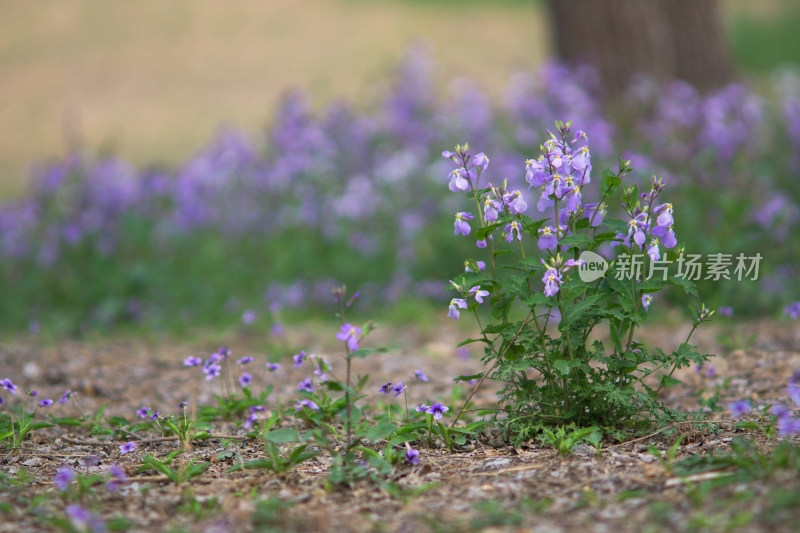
(366, 420, 398, 442)
(49, 417, 84, 427)
(601, 168, 622, 195)
(348, 347, 388, 359)
(456, 337, 488, 347)
(264, 428, 299, 444)
(476, 222, 505, 240)
(226, 459, 275, 473)
(454, 373, 483, 383)
(521, 293, 551, 308)
(560, 234, 591, 248)
(603, 218, 629, 234)
(668, 276, 698, 296)
(659, 375, 682, 388)
(563, 294, 602, 324)
(553, 359, 580, 376)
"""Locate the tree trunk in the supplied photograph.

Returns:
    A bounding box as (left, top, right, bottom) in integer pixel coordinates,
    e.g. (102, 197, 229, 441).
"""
(549, 0, 734, 98)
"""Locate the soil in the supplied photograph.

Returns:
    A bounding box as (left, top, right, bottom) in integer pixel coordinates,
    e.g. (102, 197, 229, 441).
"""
(1, 318, 799, 532)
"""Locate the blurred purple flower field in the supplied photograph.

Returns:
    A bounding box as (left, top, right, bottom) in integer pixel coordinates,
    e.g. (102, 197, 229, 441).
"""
(2, 49, 800, 333)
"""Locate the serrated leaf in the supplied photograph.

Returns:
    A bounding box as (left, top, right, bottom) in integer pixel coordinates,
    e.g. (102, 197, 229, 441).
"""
(454, 373, 483, 383)
(563, 294, 603, 324)
(553, 359, 580, 376)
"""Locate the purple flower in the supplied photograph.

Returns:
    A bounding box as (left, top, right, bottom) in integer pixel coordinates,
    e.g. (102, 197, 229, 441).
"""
(651, 224, 677, 248)
(784, 302, 800, 320)
(38, 399, 53, 407)
(454, 212, 474, 236)
(583, 202, 606, 227)
(55, 466, 75, 491)
(236, 356, 254, 365)
(106, 463, 127, 491)
(729, 400, 751, 418)
(136, 407, 150, 418)
(183, 356, 202, 367)
(476, 239, 487, 249)
(239, 373, 253, 387)
(646, 239, 660, 261)
(472, 153, 489, 172)
(28, 390, 38, 397)
(788, 370, 800, 408)
(241, 309, 257, 325)
(119, 442, 138, 455)
(448, 298, 468, 320)
(504, 220, 522, 242)
(203, 364, 222, 381)
(379, 382, 393, 394)
(413, 370, 429, 382)
(469, 285, 489, 304)
(542, 267, 562, 298)
(772, 404, 800, 436)
(448, 169, 470, 192)
(295, 399, 320, 411)
(507, 190, 528, 214)
(415, 403, 430, 413)
(58, 390, 72, 404)
(426, 403, 449, 420)
(390, 382, 406, 398)
(1, 379, 17, 395)
(405, 443, 420, 466)
(148, 411, 160, 421)
(298, 378, 314, 393)
(717, 306, 734, 317)
(483, 196, 500, 222)
(178, 401, 188, 409)
(293, 351, 307, 368)
(109, 464, 127, 483)
(653, 203, 674, 227)
(266, 362, 281, 372)
(336, 324, 362, 352)
(641, 294, 653, 311)
(538, 225, 558, 250)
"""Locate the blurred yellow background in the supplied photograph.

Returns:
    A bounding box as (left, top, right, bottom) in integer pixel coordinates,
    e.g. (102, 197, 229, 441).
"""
(0, 0, 789, 198)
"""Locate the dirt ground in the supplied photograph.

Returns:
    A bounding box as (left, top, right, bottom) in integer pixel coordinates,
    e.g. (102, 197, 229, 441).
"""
(1, 318, 800, 532)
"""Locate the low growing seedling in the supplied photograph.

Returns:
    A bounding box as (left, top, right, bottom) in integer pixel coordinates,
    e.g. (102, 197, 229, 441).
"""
(138, 450, 209, 485)
(540, 424, 601, 456)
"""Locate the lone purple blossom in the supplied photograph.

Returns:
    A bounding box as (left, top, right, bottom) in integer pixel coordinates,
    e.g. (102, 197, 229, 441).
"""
(119, 442, 138, 455)
(405, 442, 420, 466)
(1, 379, 17, 395)
(729, 400, 751, 418)
(336, 323, 362, 352)
(454, 212, 474, 236)
(448, 298, 467, 320)
(426, 403, 449, 420)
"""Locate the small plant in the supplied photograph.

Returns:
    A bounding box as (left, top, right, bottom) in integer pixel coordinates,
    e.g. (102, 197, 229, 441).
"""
(0, 381, 72, 448)
(647, 434, 686, 474)
(137, 450, 209, 485)
(540, 424, 601, 456)
(442, 122, 713, 441)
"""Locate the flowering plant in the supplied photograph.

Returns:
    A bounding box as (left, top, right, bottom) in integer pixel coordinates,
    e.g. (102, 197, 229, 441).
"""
(444, 122, 713, 440)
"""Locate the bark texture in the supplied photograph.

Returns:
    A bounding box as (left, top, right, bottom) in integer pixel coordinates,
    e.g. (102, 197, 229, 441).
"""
(549, 0, 734, 98)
